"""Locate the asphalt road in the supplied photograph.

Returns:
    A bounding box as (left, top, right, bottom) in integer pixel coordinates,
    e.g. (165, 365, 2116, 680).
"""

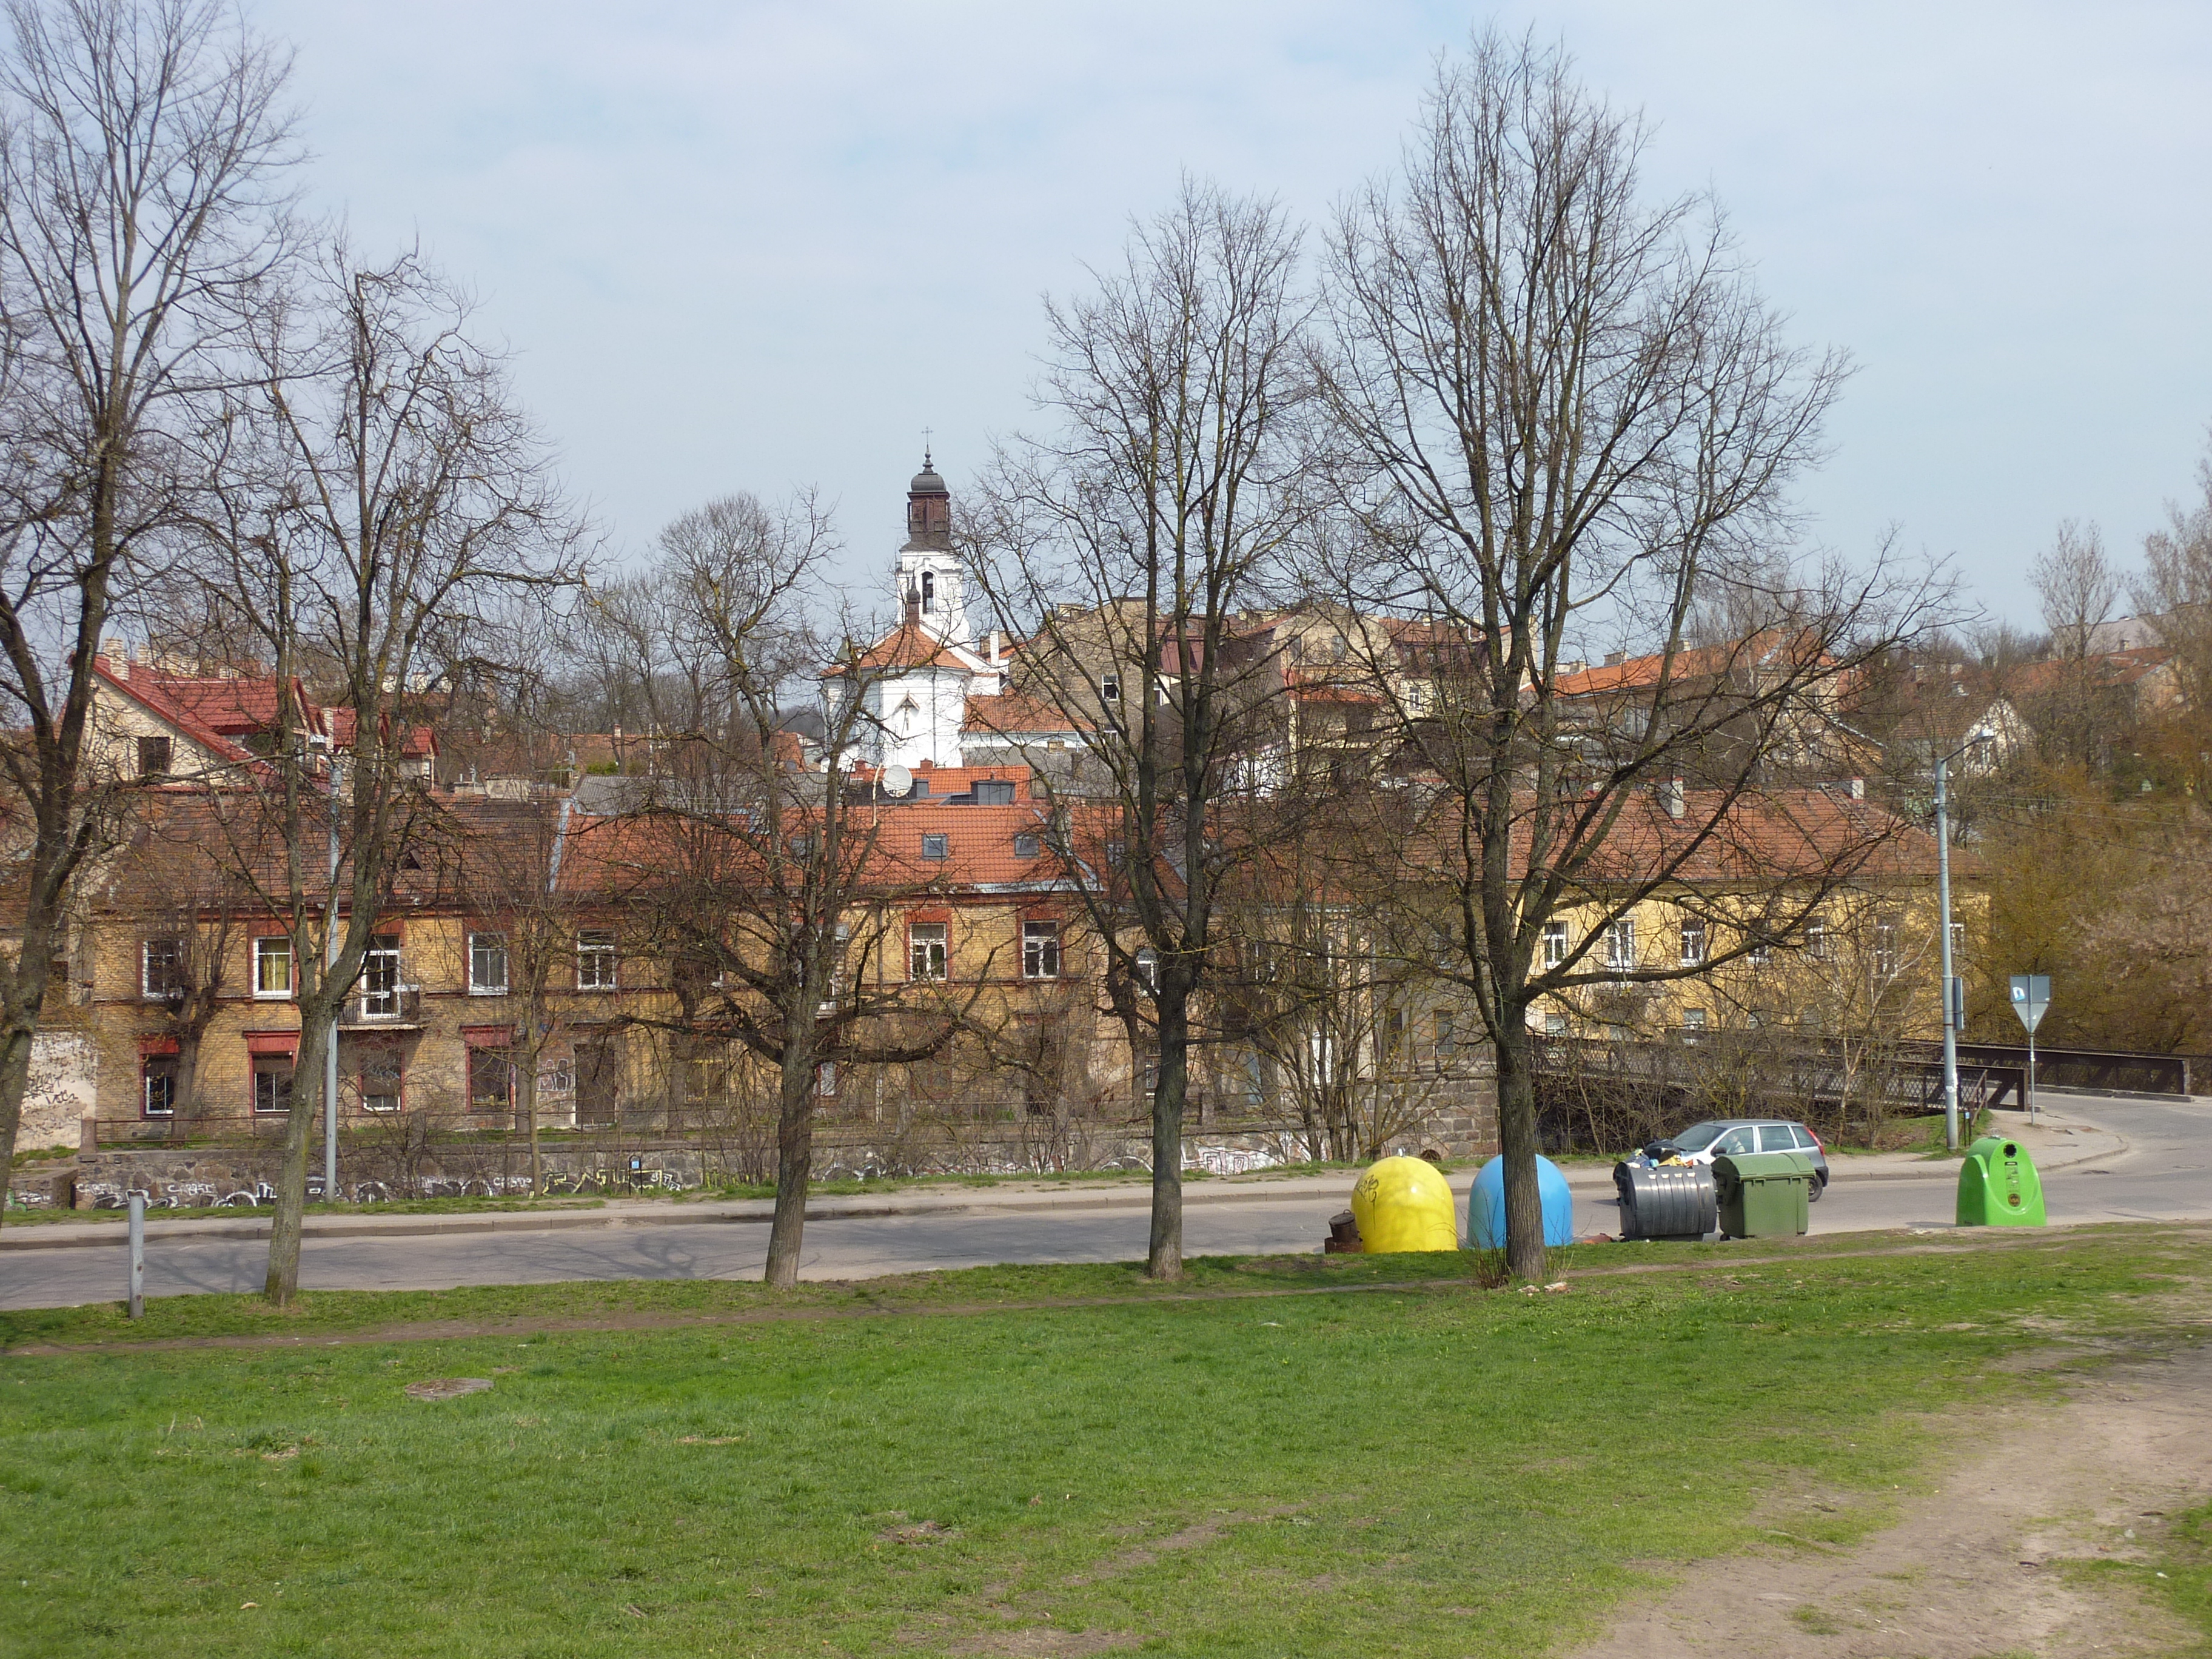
(4, 1094, 2205, 1310)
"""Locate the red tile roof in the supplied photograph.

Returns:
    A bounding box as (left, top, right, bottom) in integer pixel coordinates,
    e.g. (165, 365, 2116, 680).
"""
(827, 621, 986, 675)
(962, 692, 1092, 737)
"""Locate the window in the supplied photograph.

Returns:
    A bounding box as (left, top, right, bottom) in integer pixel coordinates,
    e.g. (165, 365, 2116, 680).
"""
(1107, 839, 1126, 866)
(1541, 921, 1569, 968)
(252, 936, 294, 999)
(142, 1055, 177, 1118)
(920, 569, 936, 612)
(1873, 914, 1901, 977)
(361, 934, 402, 1016)
(1134, 947, 1159, 993)
(1805, 920, 1831, 961)
(1435, 1010, 1456, 1060)
(1679, 920, 1707, 967)
(469, 931, 509, 995)
(816, 1061, 838, 1098)
(910, 922, 948, 980)
(1714, 1127, 1755, 1156)
(975, 780, 1016, 805)
(359, 1051, 402, 1114)
(1381, 1007, 1408, 1069)
(577, 930, 618, 991)
(1022, 920, 1061, 980)
(1747, 938, 1772, 967)
(921, 833, 948, 862)
(137, 735, 171, 779)
(1681, 1008, 1707, 1034)
(1013, 831, 1040, 860)
(468, 1044, 512, 1112)
(141, 937, 184, 1000)
(1604, 918, 1637, 972)
(1099, 672, 1121, 703)
(1544, 1011, 1569, 1036)
(252, 1054, 293, 1115)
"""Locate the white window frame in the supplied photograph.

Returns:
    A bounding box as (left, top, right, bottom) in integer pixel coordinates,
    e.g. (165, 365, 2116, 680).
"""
(141, 937, 184, 1000)
(142, 1055, 176, 1118)
(1541, 921, 1569, 968)
(1134, 946, 1159, 993)
(252, 935, 294, 1000)
(469, 931, 510, 996)
(576, 930, 618, 991)
(1679, 919, 1707, 967)
(1604, 917, 1636, 972)
(360, 934, 404, 1016)
(920, 833, 948, 862)
(1099, 672, 1121, 704)
(1022, 920, 1061, 980)
(909, 921, 948, 982)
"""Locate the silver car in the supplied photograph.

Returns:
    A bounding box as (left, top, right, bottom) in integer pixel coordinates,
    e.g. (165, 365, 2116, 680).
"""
(1660, 1119, 1831, 1199)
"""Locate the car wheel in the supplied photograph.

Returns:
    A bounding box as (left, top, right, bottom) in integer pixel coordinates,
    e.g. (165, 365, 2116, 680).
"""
(1807, 1174, 1825, 1202)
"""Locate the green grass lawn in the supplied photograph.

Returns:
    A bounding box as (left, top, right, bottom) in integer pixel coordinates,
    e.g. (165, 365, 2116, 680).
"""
(1, 1228, 2206, 1657)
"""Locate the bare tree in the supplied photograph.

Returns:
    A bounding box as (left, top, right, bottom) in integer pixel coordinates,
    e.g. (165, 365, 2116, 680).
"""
(578, 494, 970, 1288)
(192, 246, 578, 1302)
(2031, 519, 2120, 662)
(1316, 31, 1937, 1279)
(2135, 430, 2212, 714)
(967, 179, 1312, 1280)
(0, 0, 295, 1215)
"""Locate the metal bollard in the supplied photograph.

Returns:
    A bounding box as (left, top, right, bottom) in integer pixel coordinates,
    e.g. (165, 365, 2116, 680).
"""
(127, 1191, 144, 1319)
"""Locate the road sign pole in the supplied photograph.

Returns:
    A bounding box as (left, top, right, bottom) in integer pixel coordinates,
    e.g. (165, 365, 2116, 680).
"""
(2009, 973, 2051, 1124)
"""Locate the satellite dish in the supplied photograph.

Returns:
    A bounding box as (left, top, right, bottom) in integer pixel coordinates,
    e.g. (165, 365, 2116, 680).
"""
(882, 763, 913, 798)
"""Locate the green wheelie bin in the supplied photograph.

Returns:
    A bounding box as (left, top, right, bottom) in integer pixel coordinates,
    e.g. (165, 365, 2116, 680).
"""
(1956, 1135, 2046, 1226)
(1712, 1150, 1816, 1239)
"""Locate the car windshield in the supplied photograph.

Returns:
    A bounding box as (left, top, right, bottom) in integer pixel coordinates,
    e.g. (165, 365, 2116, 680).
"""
(1671, 1122, 1726, 1151)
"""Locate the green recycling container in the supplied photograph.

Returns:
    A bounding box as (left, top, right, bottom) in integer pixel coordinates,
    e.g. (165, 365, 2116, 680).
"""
(1956, 1135, 2046, 1227)
(1712, 1150, 1815, 1239)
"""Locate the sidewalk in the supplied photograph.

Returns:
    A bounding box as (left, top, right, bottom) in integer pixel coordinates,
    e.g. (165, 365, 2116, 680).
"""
(0, 1094, 2140, 1255)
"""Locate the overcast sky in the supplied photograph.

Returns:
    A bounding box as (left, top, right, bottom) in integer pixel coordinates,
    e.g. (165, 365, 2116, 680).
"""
(254, 0, 2212, 631)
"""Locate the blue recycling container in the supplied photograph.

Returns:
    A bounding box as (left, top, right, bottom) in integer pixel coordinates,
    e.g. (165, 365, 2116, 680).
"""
(1469, 1153, 1576, 1248)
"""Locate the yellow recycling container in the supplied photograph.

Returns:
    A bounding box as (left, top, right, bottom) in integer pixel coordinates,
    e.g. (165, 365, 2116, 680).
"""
(1351, 1156, 1459, 1253)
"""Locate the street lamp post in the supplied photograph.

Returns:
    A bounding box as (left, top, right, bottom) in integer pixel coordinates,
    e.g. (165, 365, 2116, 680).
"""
(1935, 734, 1990, 1152)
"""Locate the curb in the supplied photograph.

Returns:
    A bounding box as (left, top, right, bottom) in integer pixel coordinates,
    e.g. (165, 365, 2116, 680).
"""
(0, 1179, 1346, 1255)
(0, 1105, 2142, 1256)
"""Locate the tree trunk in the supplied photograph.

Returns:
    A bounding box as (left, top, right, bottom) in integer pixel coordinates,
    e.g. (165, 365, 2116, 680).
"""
(1148, 990, 1189, 1280)
(264, 1011, 331, 1304)
(1493, 1019, 1549, 1283)
(763, 1036, 816, 1289)
(517, 1034, 541, 1196)
(0, 1017, 38, 1228)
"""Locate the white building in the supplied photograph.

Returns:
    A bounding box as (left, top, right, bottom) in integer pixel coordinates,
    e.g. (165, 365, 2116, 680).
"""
(827, 458, 1004, 771)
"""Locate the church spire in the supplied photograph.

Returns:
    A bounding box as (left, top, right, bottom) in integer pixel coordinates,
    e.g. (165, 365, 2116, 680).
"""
(904, 451, 950, 551)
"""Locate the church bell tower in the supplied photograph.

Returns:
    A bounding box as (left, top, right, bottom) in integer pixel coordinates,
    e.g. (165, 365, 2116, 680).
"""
(893, 452, 968, 646)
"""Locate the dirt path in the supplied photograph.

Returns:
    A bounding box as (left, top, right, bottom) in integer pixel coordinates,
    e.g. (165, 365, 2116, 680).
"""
(1569, 1344, 2212, 1658)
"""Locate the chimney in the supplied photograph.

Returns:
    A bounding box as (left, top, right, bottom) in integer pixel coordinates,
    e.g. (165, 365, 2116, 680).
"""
(989, 628, 1002, 666)
(1604, 650, 1627, 668)
(1661, 777, 1685, 819)
(100, 635, 127, 680)
(1848, 776, 1865, 800)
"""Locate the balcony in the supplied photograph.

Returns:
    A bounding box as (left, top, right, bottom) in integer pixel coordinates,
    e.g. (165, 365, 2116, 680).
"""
(341, 985, 423, 1028)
